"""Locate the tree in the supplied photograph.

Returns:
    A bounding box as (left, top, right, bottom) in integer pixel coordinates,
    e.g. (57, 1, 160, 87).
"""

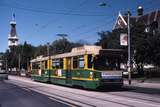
(50, 38, 88, 55)
(34, 45, 47, 57)
(3, 42, 35, 70)
(50, 37, 73, 54)
(21, 41, 35, 69)
(96, 20, 160, 72)
(95, 29, 127, 49)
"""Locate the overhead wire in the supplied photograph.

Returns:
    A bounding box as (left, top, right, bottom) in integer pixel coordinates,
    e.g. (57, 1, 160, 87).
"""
(0, 2, 107, 16)
(73, 17, 115, 41)
(2, 0, 159, 42)
(37, 0, 89, 32)
(73, 0, 160, 41)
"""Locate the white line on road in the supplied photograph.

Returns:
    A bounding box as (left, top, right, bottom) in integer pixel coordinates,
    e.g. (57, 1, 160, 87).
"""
(22, 87, 31, 92)
(48, 97, 77, 107)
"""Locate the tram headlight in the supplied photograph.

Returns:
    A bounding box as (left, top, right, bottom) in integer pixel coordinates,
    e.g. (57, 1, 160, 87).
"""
(89, 72, 93, 79)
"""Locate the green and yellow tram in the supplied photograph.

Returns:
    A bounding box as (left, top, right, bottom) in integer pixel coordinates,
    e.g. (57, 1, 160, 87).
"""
(30, 45, 125, 89)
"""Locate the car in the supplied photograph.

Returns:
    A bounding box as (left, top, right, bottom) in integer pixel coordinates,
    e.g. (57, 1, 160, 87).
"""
(0, 70, 8, 80)
(123, 70, 129, 76)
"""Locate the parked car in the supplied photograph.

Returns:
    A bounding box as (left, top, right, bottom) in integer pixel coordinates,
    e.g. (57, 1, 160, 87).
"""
(123, 70, 129, 76)
(0, 70, 8, 80)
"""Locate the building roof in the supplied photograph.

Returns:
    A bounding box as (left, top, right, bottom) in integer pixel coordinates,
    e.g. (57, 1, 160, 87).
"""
(113, 10, 160, 29)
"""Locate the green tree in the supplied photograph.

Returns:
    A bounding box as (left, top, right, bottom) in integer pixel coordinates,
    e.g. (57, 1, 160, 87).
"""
(95, 29, 127, 49)
(3, 42, 35, 70)
(50, 38, 87, 55)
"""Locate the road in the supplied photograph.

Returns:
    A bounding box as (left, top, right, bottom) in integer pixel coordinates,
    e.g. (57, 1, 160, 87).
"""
(1, 75, 160, 107)
(0, 79, 72, 107)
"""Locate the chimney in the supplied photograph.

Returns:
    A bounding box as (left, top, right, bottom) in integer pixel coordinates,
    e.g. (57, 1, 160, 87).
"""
(137, 6, 143, 16)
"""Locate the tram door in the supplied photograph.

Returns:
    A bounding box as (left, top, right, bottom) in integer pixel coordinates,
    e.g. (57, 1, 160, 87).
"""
(66, 58, 72, 84)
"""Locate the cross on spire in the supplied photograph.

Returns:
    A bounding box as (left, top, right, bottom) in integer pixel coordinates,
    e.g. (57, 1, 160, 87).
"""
(12, 13, 15, 21)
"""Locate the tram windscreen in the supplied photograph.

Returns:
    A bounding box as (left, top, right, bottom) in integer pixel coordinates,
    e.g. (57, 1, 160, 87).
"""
(94, 50, 124, 70)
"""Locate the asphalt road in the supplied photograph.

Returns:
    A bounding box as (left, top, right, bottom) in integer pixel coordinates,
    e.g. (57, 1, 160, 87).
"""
(0, 80, 71, 107)
(1, 76, 160, 107)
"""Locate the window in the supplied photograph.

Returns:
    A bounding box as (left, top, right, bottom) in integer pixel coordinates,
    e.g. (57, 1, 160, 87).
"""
(73, 56, 85, 69)
(60, 58, 63, 68)
(88, 55, 93, 68)
(73, 57, 78, 69)
(32, 62, 40, 69)
(79, 56, 84, 68)
(45, 61, 47, 69)
(94, 55, 120, 70)
(52, 59, 59, 69)
(52, 59, 63, 69)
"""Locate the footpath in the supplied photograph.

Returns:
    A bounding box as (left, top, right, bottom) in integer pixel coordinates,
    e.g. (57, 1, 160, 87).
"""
(124, 78, 160, 90)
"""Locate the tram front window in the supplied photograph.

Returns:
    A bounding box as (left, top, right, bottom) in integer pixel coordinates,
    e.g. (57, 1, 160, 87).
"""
(94, 55, 120, 70)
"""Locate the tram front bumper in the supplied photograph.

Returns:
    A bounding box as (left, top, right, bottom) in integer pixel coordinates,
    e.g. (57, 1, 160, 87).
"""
(100, 79, 123, 87)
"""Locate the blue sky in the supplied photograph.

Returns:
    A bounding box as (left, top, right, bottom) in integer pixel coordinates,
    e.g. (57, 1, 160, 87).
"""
(0, 0, 160, 52)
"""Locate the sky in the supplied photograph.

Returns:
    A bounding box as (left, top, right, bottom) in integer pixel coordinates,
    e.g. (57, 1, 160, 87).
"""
(0, 0, 160, 52)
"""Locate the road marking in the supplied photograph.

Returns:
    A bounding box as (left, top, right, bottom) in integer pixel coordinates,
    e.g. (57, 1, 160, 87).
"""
(48, 97, 77, 107)
(22, 88, 31, 92)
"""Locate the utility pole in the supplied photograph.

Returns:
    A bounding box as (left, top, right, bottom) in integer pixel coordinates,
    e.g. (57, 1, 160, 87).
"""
(5, 58, 8, 73)
(47, 42, 51, 83)
(18, 53, 21, 75)
(127, 11, 131, 85)
(57, 34, 68, 39)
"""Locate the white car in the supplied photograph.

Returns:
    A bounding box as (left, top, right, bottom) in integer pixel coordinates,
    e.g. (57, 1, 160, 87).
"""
(123, 71, 129, 75)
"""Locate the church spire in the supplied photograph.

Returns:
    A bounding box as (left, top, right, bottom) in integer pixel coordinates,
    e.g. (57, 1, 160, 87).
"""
(8, 13, 19, 48)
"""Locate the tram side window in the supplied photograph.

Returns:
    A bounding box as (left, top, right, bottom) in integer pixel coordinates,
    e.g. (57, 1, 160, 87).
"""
(32, 62, 40, 69)
(52, 59, 59, 69)
(79, 56, 84, 68)
(52, 59, 63, 69)
(41, 61, 45, 69)
(60, 58, 63, 69)
(73, 57, 78, 69)
(88, 55, 92, 68)
(52, 60, 55, 69)
(45, 61, 48, 69)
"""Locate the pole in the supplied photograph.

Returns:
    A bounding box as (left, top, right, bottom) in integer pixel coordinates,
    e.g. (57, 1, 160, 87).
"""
(47, 42, 51, 83)
(5, 58, 8, 73)
(127, 11, 131, 85)
(18, 53, 21, 75)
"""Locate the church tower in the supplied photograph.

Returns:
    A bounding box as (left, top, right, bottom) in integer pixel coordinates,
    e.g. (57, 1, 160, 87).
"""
(8, 13, 19, 48)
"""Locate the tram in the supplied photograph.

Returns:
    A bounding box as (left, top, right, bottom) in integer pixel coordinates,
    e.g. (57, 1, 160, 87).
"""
(30, 45, 125, 89)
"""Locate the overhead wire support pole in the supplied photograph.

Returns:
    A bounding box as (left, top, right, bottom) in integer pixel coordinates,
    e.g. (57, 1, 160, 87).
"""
(5, 58, 8, 72)
(127, 11, 131, 85)
(18, 53, 21, 75)
(47, 42, 51, 83)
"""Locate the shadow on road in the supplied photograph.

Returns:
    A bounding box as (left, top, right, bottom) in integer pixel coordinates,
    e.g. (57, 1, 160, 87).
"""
(95, 85, 160, 96)
(125, 85, 160, 95)
(0, 81, 70, 107)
